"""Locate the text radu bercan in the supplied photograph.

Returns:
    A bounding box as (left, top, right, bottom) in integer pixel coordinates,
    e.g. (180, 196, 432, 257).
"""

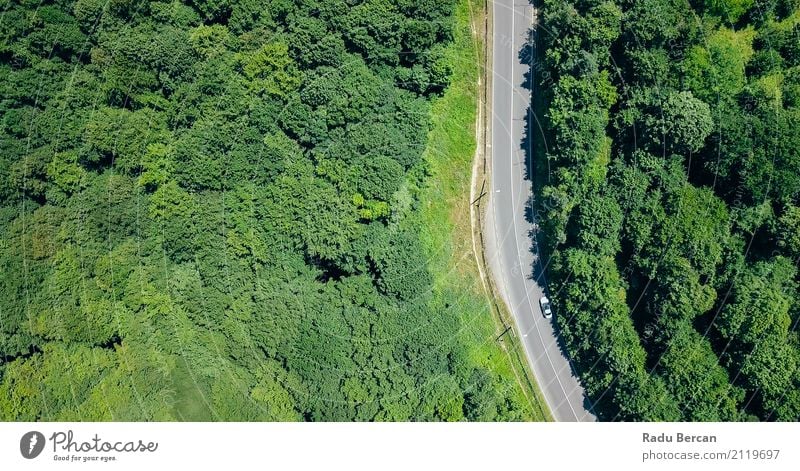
(643, 432, 718, 443)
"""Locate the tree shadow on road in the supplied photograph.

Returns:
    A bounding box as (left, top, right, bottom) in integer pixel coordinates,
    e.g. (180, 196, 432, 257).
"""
(516, 6, 594, 415)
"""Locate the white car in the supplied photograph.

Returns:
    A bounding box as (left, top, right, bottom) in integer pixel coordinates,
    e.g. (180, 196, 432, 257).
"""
(539, 296, 552, 319)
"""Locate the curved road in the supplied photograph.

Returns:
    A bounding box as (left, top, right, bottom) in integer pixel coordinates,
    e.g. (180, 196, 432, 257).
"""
(484, 0, 596, 422)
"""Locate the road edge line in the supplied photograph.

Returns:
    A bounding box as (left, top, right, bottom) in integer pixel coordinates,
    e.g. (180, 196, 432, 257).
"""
(468, 0, 553, 422)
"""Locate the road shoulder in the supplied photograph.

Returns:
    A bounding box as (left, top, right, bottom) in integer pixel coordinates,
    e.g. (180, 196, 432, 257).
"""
(468, 0, 553, 422)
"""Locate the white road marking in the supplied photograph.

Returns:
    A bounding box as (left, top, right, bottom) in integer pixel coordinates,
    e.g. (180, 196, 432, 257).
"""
(498, 1, 581, 421)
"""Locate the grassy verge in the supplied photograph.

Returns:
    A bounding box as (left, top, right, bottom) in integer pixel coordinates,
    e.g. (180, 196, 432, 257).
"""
(416, 0, 550, 421)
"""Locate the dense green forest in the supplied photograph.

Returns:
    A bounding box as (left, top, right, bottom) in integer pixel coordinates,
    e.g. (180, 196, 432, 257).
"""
(0, 0, 533, 421)
(538, 0, 800, 420)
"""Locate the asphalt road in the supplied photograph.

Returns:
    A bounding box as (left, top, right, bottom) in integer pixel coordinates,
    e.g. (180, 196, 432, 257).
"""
(485, 0, 596, 422)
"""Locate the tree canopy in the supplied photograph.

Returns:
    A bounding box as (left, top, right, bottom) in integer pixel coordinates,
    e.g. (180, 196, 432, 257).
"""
(0, 0, 528, 422)
(539, 0, 800, 420)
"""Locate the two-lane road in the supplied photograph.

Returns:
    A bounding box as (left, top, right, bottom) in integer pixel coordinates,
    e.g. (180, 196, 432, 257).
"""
(484, 0, 596, 422)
